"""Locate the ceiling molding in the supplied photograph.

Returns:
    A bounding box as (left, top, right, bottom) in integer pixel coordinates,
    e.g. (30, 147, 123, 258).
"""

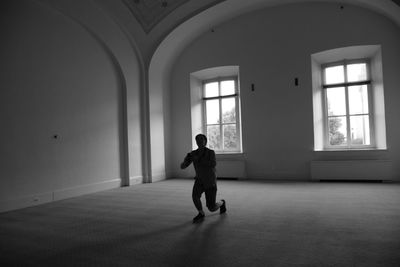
(123, 0, 399, 34)
(123, 0, 190, 33)
(392, 0, 400, 7)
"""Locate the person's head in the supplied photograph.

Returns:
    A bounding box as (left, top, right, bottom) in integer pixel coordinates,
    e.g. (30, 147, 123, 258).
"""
(195, 134, 207, 149)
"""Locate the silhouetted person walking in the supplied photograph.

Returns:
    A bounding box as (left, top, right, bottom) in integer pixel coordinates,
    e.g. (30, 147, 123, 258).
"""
(180, 134, 226, 223)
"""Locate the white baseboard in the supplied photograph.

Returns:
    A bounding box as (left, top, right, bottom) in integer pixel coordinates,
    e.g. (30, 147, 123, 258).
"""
(129, 176, 143, 186)
(53, 179, 121, 201)
(164, 170, 175, 179)
(152, 172, 166, 182)
(0, 192, 54, 213)
(0, 178, 122, 213)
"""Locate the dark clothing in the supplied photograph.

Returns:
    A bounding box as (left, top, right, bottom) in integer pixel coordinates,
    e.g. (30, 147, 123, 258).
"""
(181, 146, 221, 212)
(192, 180, 219, 212)
(181, 147, 217, 188)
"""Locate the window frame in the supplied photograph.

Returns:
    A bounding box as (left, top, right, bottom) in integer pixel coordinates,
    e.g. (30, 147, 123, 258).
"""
(321, 59, 375, 150)
(202, 76, 242, 154)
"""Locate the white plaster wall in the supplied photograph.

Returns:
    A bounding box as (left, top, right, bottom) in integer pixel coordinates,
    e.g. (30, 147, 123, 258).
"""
(169, 3, 400, 180)
(149, 72, 166, 181)
(0, 0, 143, 211)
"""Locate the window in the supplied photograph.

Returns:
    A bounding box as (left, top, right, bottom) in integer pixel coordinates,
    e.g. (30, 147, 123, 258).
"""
(322, 60, 373, 148)
(202, 77, 241, 153)
(311, 45, 386, 151)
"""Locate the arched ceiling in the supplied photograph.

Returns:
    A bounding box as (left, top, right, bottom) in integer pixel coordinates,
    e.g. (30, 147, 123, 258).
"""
(148, 0, 400, 115)
(124, 0, 400, 33)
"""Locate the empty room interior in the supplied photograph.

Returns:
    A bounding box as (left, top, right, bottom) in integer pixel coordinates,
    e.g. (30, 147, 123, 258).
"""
(1, 0, 400, 266)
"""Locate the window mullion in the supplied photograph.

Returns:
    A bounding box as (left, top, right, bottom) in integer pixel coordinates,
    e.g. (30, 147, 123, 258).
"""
(203, 87, 206, 137)
(323, 88, 329, 148)
(203, 94, 237, 100)
(203, 76, 242, 153)
(344, 64, 351, 147)
(235, 91, 240, 150)
(219, 98, 223, 150)
(218, 81, 223, 151)
(321, 59, 376, 150)
(367, 84, 374, 147)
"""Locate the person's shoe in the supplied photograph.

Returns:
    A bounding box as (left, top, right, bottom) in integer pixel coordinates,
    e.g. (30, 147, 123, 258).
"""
(220, 199, 227, 214)
(192, 213, 205, 223)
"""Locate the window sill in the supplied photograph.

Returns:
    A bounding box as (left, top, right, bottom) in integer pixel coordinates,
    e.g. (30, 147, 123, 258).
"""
(215, 152, 244, 160)
(314, 147, 387, 152)
(215, 151, 243, 154)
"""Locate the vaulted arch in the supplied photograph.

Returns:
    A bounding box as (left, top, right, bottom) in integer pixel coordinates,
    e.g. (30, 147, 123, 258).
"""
(147, 0, 400, 181)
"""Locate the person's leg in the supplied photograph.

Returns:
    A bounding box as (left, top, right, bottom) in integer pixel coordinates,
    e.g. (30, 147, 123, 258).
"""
(205, 186, 224, 212)
(192, 181, 205, 221)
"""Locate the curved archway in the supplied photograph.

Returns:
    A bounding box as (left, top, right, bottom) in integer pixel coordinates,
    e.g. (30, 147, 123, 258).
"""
(147, 0, 400, 181)
(37, 0, 145, 186)
(29, 0, 144, 186)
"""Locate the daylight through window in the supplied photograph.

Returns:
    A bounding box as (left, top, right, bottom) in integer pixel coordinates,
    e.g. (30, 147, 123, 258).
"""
(323, 61, 373, 148)
(203, 78, 241, 153)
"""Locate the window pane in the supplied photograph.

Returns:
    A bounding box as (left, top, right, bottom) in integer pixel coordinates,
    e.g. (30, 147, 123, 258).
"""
(221, 80, 235, 96)
(207, 125, 221, 150)
(204, 82, 219, 98)
(348, 85, 369, 115)
(350, 115, 370, 145)
(222, 97, 236, 123)
(223, 124, 238, 150)
(325, 65, 344, 85)
(347, 63, 367, 82)
(206, 99, 219, 124)
(328, 116, 347, 146)
(326, 87, 346, 116)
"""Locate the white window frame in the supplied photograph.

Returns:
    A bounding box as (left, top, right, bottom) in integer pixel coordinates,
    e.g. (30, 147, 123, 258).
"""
(202, 76, 242, 153)
(322, 59, 375, 149)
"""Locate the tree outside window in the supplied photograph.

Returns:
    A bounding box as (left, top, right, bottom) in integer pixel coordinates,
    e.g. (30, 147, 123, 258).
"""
(323, 61, 372, 148)
(203, 78, 241, 153)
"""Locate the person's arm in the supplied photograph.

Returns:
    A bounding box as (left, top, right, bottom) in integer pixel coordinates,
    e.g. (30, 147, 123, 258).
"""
(180, 153, 193, 169)
(209, 150, 216, 168)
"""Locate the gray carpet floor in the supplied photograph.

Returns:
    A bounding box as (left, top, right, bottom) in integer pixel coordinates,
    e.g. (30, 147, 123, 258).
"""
(1, 179, 400, 267)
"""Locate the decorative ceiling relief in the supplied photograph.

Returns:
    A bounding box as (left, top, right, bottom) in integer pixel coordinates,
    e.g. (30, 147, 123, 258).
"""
(393, 0, 400, 7)
(123, 0, 190, 33)
(124, 0, 400, 34)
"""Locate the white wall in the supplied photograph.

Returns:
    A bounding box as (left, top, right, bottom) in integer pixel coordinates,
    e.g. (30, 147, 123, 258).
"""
(169, 3, 400, 180)
(0, 0, 143, 211)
